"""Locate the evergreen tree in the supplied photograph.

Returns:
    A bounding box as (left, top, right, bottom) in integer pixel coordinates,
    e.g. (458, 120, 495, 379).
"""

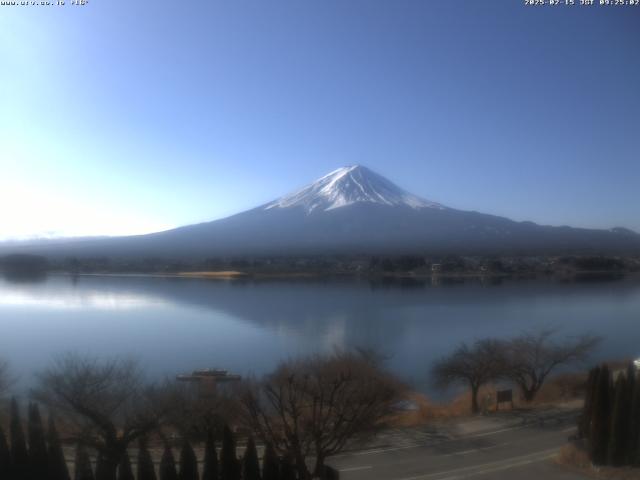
(137, 438, 157, 480)
(179, 440, 199, 480)
(278, 456, 296, 480)
(220, 426, 240, 480)
(242, 437, 261, 480)
(117, 451, 135, 480)
(631, 368, 640, 466)
(626, 363, 636, 402)
(48, 414, 71, 480)
(0, 425, 11, 480)
(261, 443, 279, 480)
(589, 364, 612, 465)
(608, 375, 630, 466)
(579, 367, 599, 438)
(74, 445, 95, 480)
(159, 445, 178, 480)
(28, 403, 49, 480)
(95, 452, 111, 480)
(624, 366, 636, 465)
(201, 433, 218, 480)
(10, 398, 30, 480)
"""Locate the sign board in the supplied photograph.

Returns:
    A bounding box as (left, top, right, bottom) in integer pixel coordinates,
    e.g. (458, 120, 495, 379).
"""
(496, 389, 512, 403)
(496, 389, 514, 410)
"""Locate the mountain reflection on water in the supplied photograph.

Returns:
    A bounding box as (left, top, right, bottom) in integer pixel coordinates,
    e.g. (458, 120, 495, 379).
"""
(0, 273, 638, 398)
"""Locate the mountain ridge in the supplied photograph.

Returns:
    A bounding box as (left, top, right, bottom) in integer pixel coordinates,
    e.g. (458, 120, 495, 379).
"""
(1, 166, 639, 259)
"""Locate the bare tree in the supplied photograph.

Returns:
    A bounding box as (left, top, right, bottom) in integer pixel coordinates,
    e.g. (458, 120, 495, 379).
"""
(431, 339, 506, 414)
(159, 379, 241, 441)
(503, 330, 600, 402)
(33, 354, 165, 480)
(240, 350, 405, 480)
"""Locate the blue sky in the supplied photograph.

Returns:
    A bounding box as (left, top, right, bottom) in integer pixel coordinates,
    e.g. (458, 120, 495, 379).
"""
(1, 0, 638, 239)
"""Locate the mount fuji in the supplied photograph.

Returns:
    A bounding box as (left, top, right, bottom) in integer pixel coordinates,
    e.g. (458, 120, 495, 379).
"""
(263, 165, 445, 213)
(3, 165, 639, 258)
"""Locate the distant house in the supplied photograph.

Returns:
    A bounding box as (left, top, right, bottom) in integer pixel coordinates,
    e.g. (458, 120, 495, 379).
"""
(431, 263, 442, 273)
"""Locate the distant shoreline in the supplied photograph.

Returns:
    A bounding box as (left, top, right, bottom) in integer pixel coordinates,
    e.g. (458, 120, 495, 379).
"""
(52, 270, 321, 280)
(47, 269, 638, 282)
(2, 252, 638, 282)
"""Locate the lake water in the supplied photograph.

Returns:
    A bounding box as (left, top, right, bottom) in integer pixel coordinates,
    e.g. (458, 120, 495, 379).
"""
(1, 273, 639, 397)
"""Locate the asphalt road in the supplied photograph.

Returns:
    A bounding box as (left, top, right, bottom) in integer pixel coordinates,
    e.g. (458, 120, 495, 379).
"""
(329, 420, 588, 480)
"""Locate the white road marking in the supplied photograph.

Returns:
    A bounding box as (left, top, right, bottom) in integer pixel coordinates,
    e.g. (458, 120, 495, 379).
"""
(335, 425, 527, 458)
(338, 441, 511, 474)
(339, 465, 373, 472)
(397, 448, 558, 480)
(436, 455, 553, 480)
(442, 442, 509, 457)
(332, 425, 527, 458)
(463, 425, 527, 439)
(346, 446, 423, 457)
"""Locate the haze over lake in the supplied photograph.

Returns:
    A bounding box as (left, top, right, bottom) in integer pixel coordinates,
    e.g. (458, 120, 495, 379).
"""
(1, 274, 639, 397)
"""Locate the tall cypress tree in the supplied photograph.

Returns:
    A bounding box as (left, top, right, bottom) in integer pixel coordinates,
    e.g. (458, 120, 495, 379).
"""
(0, 425, 11, 480)
(178, 440, 199, 480)
(624, 366, 636, 465)
(137, 438, 157, 480)
(261, 443, 279, 480)
(579, 367, 599, 439)
(589, 364, 612, 465)
(201, 433, 218, 480)
(626, 363, 636, 401)
(74, 445, 95, 480)
(220, 426, 240, 480)
(159, 445, 178, 480)
(630, 368, 640, 466)
(278, 455, 296, 480)
(95, 452, 110, 480)
(242, 437, 261, 480)
(117, 451, 135, 480)
(28, 403, 49, 480)
(10, 398, 30, 480)
(47, 414, 71, 480)
(608, 375, 630, 466)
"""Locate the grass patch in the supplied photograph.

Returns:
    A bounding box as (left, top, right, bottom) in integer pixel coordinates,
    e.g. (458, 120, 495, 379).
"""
(389, 373, 589, 428)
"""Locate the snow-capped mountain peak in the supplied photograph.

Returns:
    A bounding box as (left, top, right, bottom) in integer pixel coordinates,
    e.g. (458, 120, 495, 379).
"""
(264, 165, 446, 213)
